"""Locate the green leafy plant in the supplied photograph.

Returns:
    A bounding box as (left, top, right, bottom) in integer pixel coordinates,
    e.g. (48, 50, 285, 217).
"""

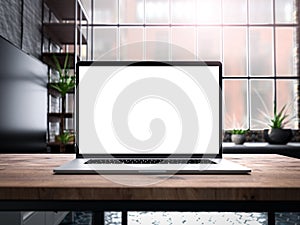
(230, 129, 248, 135)
(57, 131, 73, 144)
(51, 54, 75, 96)
(269, 104, 289, 129)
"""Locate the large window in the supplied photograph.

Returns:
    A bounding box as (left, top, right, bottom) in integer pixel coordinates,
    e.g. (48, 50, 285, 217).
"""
(83, 0, 299, 130)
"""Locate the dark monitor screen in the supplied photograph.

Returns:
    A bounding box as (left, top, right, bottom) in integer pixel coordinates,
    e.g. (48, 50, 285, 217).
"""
(0, 36, 47, 152)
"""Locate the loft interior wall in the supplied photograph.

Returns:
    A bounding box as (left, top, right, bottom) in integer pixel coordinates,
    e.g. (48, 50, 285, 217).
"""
(0, 0, 21, 49)
(0, 0, 43, 59)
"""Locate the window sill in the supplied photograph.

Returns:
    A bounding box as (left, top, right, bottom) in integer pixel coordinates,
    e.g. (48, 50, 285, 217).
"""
(223, 142, 300, 159)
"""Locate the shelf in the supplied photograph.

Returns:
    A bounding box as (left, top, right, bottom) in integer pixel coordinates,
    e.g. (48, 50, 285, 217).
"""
(48, 113, 73, 122)
(47, 142, 75, 146)
(223, 142, 300, 159)
(43, 23, 87, 45)
(42, 52, 78, 69)
(48, 112, 73, 117)
(47, 142, 75, 153)
(44, 0, 89, 21)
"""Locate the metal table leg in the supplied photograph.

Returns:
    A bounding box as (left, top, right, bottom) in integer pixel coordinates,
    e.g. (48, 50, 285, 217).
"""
(268, 211, 275, 225)
(122, 211, 128, 225)
(92, 211, 105, 225)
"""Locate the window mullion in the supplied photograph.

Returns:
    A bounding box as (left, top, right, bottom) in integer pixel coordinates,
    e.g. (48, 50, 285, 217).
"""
(246, 0, 250, 129)
(272, 0, 277, 113)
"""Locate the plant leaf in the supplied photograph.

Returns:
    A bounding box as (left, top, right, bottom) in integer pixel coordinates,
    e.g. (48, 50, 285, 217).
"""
(63, 53, 69, 71)
(277, 105, 286, 118)
(52, 54, 62, 77)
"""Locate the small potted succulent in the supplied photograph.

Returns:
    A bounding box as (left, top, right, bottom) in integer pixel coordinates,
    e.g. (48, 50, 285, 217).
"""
(230, 129, 248, 145)
(56, 131, 74, 144)
(264, 104, 293, 145)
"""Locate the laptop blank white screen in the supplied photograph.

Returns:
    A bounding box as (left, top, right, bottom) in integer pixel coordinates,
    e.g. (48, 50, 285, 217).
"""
(78, 62, 220, 155)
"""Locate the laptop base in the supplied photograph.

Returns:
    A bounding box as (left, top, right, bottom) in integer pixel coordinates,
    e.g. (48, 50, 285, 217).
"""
(54, 158, 251, 174)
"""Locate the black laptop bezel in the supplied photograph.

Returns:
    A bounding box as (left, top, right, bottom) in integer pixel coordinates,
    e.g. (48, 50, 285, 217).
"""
(75, 61, 222, 159)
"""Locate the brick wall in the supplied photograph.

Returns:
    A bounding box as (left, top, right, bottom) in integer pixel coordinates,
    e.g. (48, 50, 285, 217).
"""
(0, 0, 43, 59)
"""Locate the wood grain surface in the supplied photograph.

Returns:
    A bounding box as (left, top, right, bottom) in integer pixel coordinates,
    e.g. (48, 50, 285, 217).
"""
(0, 154, 299, 201)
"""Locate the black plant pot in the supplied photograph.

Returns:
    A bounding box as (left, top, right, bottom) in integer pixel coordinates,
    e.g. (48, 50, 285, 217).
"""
(264, 128, 293, 145)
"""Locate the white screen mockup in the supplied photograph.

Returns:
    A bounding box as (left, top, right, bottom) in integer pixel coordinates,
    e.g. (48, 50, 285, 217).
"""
(78, 63, 220, 155)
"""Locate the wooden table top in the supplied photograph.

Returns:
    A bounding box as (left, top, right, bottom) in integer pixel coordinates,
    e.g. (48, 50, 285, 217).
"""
(0, 154, 299, 201)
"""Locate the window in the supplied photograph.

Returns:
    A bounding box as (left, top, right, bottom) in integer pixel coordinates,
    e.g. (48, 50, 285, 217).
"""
(86, 0, 299, 130)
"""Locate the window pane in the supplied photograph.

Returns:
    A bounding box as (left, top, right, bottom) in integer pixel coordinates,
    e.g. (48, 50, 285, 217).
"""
(81, 26, 92, 60)
(94, 0, 118, 23)
(250, 80, 274, 129)
(120, 0, 144, 24)
(171, 0, 196, 24)
(275, 0, 296, 24)
(276, 80, 298, 129)
(90, 0, 300, 133)
(145, 0, 169, 24)
(249, 27, 274, 76)
(197, 0, 221, 24)
(81, 0, 92, 21)
(198, 27, 221, 61)
(145, 28, 170, 60)
(171, 27, 196, 60)
(223, 27, 247, 76)
(249, 0, 273, 24)
(223, 0, 247, 24)
(276, 27, 297, 76)
(120, 28, 144, 60)
(93, 28, 117, 60)
(224, 80, 248, 129)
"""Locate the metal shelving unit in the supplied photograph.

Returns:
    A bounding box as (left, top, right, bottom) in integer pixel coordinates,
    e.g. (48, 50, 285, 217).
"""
(42, 0, 90, 152)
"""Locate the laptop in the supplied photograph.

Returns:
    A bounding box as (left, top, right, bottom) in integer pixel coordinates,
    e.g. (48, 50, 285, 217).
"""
(54, 61, 251, 174)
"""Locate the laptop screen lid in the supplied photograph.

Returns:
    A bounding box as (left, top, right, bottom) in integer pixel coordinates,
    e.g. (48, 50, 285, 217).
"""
(76, 61, 222, 159)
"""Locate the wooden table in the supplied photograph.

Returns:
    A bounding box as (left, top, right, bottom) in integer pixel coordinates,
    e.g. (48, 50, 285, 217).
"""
(0, 154, 299, 225)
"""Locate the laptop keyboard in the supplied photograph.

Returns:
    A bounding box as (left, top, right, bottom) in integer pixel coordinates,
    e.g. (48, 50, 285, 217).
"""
(85, 159, 216, 164)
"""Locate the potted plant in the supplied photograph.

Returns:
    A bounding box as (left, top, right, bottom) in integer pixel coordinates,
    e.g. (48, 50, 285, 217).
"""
(55, 131, 75, 152)
(264, 104, 293, 145)
(51, 54, 75, 97)
(56, 131, 74, 144)
(230, 129, 248, 145)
